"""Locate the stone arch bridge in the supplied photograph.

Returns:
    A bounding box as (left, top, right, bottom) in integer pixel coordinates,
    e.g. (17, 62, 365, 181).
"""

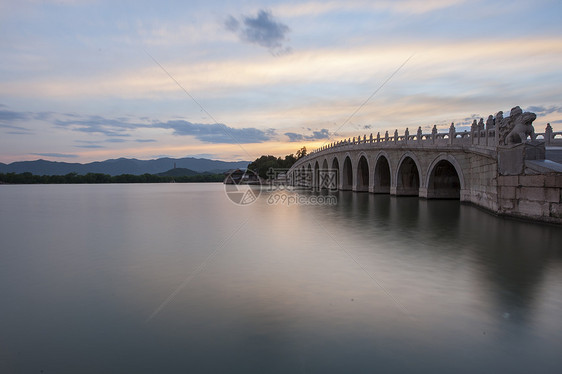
(287, 107, 562, 224)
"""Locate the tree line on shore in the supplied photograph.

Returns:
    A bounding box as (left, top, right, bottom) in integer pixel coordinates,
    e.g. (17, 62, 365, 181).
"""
(247, 147, 306, 179)
(0, 172, 225, 184)
(1, 147, 309, 184)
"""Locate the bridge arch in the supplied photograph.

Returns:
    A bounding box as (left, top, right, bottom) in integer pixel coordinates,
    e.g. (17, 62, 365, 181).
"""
(425, 154, 464, 199)
(307, 163, 313, 189)
(293, 166, 299, 187)
(320, 158, 329, 189)
(356, 154, 370, 192)
(313, 160, 320, 189)
(331, 157, 340, 190)
(373, 151, 392, 194)
(395, 152, 422, 196)
(292, 168, 297, 186)
(342, 155, 353, 190)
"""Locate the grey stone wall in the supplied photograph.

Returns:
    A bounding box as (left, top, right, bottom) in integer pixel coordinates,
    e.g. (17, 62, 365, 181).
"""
(498, 174, 562, 224)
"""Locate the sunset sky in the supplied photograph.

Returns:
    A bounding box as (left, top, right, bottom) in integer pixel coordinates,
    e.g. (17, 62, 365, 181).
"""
(1, 0, 561, 163)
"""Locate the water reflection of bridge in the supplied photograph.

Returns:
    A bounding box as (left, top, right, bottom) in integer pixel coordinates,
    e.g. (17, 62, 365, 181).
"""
(288, 109, 562, 224)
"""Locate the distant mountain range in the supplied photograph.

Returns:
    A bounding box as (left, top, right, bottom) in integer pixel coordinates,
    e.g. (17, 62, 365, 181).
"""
(0, 157, 250, 176)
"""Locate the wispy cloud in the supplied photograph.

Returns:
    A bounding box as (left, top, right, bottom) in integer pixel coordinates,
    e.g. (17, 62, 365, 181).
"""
(226, 9, 291, 55)
(285, 128, 330, 142)
(31, 152, 79, 158)
(3, 36, 560, 105)
(154, 120, 277, 144)
(526, 105, 562, 116)
(0, 108, 54, 123)
(0, 109, 29, 121)
(74, 144, 105, 149)
(274, 0, 466, 17)
(0, 123, 33, 134)
(4, 108, 277, 145)
(55, 115, 135, 137)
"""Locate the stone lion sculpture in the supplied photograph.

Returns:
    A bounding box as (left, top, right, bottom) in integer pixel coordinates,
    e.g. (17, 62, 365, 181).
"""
(498, 106, 537, 145)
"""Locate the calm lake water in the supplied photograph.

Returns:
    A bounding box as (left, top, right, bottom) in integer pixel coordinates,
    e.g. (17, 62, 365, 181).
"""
(1, 183, 561, 373)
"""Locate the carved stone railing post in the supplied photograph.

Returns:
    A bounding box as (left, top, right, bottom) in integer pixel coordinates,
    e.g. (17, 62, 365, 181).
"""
(486, 118, 493, 146)
(394, 129, 398, 144)
(404, 128, 409, 144)
(376, 132, 380, 143)
(486, 115, 494, 130)
(369, 133, 373, 143)
(545, 123, 553, 145)
(385, 131, 389, 143)
(478, 118, 484, 145)
(449, 122, 455, 145)
(417, 126, 422, 145)
(471, 119, 477, 145)
(495, 111, 503, 145)
(432, 125, 437, 144)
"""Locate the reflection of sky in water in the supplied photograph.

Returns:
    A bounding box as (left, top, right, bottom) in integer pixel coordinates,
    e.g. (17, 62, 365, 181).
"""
(1, 185, 561, 373)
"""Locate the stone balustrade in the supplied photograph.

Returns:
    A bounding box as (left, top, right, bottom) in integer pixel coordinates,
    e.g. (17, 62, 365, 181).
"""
(308, 123, 561, 156)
